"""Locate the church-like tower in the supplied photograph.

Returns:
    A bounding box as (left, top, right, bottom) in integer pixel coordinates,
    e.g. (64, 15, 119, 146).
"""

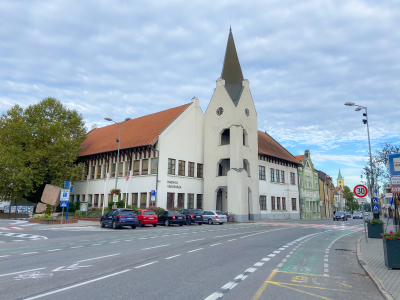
(337, 169, 344, 188)
(203, 29, 259, 222)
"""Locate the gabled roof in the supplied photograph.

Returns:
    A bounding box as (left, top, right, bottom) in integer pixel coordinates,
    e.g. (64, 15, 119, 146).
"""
(221, 29, 244, 106)
(79, 103, 191, 157)
(295, 155, 305, 163)
(258, 131, 299, 165)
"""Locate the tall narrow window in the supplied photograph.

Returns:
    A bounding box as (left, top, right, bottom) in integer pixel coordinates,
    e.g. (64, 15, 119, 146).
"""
(197, 164, 203, 178)
(110, 163, 116, 178)
(117, 162, 123, 177)
(151, 158, 158, 174)
(259, 166, 265, 180)
(133, 160, 140, 175)
(281, 171, 285, 183)
(168, 159, 176, 175)
(94, 194, 99, 206)
(140, 193, 147, 208)
(197, 194, 203, 209)
(90, 166, 95, 179)
(167, 193, 174, 209)
(298, 174, 302, 187)
(282, 197, 286, 210)
(243, 129, 248, 146)
(178, 160, 185, 176)
(277, 197, 281, 210)
(271, 196, 276, 210)
(188, 194, 194, 209)
(270, 168, 274, 182)
(132, 193, 138, 207)
(260, 196, 266, 210)
(125, 162, 130, 176)
(276, 170, 280, 182)
(178, 193, 185, 208)
(188, 162, 195, 177)
(292, 198, 297, 210)
(221, 129, 230, 145)
(103, 165, 107, 178)
(96, 166, 101, 179)
(142, 159, 149, 175)
(290, 172, 295, 185)
(83, 167, 88, 180)
(314, 178, 318, 189)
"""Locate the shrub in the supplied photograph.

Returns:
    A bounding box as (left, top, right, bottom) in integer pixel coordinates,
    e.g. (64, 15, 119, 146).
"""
(168, 207, 181, 212)
(45, 204, 52, 215)
(146, 206, 165, 215)
(365, 219, 384, 225)
(108, 200, 125, 210)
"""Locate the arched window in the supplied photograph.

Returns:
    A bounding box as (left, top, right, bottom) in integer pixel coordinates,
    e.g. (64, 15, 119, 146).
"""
(217, 159, 230, 176)
(220, 129, 230, 145)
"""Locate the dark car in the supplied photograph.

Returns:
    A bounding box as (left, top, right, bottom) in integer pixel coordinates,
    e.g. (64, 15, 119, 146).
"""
(180, 209, 203, 225)
(100, 209, 139, 229)
(353, 212, 363, 219)
(345, 212, 352, 219)
(333, 211, 347, 221)
(157, 210, 186, 226)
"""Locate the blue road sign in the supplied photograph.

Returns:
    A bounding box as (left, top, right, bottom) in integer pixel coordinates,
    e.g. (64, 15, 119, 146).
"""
(70, 185, 75, 193)
(64, 181, 71, 188)
(390, 198, 394, 205)
(151, 190, 156, 196)
(60, 201, 68, 208)
(372, 203, 380, 212)
(371, 198, 379, 204)
(389, 154, 400, 176)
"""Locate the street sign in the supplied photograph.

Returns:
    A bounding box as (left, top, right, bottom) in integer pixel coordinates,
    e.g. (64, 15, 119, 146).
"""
(60, 201, 68, 208)
(64, 181, 71, 188)
(354, 185, 368, 198)
(113, 195, 119, 203)
(356, 198, 366, 203)
(391, 186, 400, 193)
(70, 185, 75, 193)
(371, 198, 379, 204)
(151, 190, 156, 201)
(372, 203, 380, 212)
(389, 154, 400, 176)
(60, 189, 70, 201)
(391, 176, 400, 185)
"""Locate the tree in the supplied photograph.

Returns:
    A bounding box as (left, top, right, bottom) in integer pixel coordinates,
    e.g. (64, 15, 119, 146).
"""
(0, 98, 86, 203)
(342, 185, 359, 212)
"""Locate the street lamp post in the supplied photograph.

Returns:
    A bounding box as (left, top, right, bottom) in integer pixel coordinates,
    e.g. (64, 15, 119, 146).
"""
(149, 145, 159, 207)
(104, 117, 131, 209)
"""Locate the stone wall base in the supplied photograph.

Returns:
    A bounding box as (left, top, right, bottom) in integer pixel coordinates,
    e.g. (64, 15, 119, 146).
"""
(28, 219, 78, 224)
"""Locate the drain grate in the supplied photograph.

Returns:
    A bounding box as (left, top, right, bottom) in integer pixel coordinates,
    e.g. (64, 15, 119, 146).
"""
(335, 249, 352, 252)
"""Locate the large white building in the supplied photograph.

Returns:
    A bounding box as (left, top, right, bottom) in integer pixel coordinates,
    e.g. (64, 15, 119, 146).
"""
(71, 29, 301, 221)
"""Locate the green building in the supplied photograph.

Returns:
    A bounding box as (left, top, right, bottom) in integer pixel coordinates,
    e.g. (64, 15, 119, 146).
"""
(295, 150, 321, 219)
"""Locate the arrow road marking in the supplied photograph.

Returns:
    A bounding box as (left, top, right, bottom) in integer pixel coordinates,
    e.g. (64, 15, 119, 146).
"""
(52, 264, 91, 272)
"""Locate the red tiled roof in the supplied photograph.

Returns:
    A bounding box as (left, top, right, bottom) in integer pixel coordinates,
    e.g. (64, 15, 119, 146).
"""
(258, 131, 299, 164)
(80, 103, 191, 157)
(294, 155, 305, 163)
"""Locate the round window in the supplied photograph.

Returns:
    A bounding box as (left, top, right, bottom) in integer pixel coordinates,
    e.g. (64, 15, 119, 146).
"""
(216, 107, 224, 116)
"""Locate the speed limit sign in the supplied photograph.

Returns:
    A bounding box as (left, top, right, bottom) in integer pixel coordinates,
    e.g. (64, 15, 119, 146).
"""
(354, 184, 368, 198)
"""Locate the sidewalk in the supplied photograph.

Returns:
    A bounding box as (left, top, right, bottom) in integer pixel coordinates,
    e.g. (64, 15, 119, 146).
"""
(34, 219, 100, 228)
(357, 223, 400, 300)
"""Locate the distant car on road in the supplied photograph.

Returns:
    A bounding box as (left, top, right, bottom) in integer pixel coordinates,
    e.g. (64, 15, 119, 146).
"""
(333, 211, 347, 221)
(202, 210, 227, 225)
(180, 209, 203, 225)
(345, 212, 352, 219)
(135, 209, 158, 227)
(100, 209, 138, 229)
(353, 212, 363, 219)
(157, 210, 186, 226)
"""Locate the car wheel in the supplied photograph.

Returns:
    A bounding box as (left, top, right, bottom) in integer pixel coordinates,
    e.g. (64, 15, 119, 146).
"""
(112, 220, 118, 229)
(333, 218, 335, 221)
(131, 225, 136, 229)
(139, 221, 143, 227)
(179, 223, 183, 226)
(165, 220, 169, 226)
(186, 219, 192, 225)
(198, 222, 202, 225)
(101, 220, 105, 228)
(153, 224, 157, 227)
(219, 223, 224, 225)
(208, 219, 213, 225)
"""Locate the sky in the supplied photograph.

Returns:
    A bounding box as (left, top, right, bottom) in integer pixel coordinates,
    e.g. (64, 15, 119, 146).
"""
(1, 0, 399, 195)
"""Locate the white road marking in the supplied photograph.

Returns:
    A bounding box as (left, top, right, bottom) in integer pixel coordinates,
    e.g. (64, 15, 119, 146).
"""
(92, 244, 102, 246)
(245, 268, 257, 273)
(71, 246, 84, 249)
(0, 255, 10, 258)
(210, 243, 222, 247)
(135, 261, 158, 268)
(234, 274, 244, 280)
(281, 259, 287, 262)
(286, 255, 291, 258)
(204, 292, 224, 300)
(273, 251, 280, 254)
(165, 254, 181, 260)
(278, 248, 285, 250)
(110, 241, 120, 243)
(188, 248, 203, 253)
(142, 244, 170, 251)
(324, 263, 328, 268)
(261, 258, 270, 261)
(47, 249, 62, 252)
(76, 253, 120, 263)
(21, 252, 38, 255)
(0, 267, 46, 277)
(185, 238, 205, 243)
(24, 269, 130, 299)
(12, 240, 24, 242)
(221, 281, 236, 289)
(227, 239, 236, 242)
(254, 262, 264, 267)
(277, 263, 284, 268)
(324, 258, 328, 262)
(268, 254, 276, 257)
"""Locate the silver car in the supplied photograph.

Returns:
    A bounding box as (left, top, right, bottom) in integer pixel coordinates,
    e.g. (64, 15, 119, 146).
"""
(202, 210, 227, 225)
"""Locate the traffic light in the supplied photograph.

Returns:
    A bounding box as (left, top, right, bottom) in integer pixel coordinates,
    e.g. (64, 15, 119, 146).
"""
(363, 113, 367, 124)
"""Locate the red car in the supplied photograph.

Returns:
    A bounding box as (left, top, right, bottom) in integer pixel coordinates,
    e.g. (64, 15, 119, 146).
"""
(135, 210, 158, 227)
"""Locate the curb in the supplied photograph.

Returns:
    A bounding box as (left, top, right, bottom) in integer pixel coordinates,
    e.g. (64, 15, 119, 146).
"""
(357, 236, 394, 300)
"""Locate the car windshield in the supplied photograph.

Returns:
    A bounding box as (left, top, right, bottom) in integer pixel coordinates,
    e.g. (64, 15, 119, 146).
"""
(119, 211, 135, 216)
(216, 212, 226, 216)
(190, 210, 202, 215)
(335, 212, 345, 216)
(144, 211, 156, 215)
(354, 213, 361, 215)
(170, 211, 182, 216)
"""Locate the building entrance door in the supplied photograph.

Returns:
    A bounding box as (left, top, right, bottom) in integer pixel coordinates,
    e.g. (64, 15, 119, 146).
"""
(216, 189, 223, 211)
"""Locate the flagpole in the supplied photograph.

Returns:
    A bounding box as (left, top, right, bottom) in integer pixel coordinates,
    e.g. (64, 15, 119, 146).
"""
(102, 163, 109, 216)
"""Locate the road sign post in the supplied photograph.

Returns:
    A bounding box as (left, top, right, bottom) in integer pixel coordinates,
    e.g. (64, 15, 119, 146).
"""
(355, 184, 369, 244)
(60, 189, 70, 225)
(362, 204, 368, 243)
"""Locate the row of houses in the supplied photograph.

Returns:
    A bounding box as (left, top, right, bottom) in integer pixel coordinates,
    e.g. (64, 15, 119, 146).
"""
(70, 29, 343, 221)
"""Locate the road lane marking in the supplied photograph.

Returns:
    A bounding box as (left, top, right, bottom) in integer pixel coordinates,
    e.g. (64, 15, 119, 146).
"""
(71, 246, 84, 249)
(221, 281, 237, 290)
(76, 253, 120, 263)
(185, 238, 205, 243)
(0, 267, 46, 277)
(165, 254, 181, 260)
(254, 262, 264, 267)
(188, 248, 203, 253)
(21, 252, 38, 255)
(227, 239, 236, 242)
(245, 268, 257, 273)
(24, 269, 131, 299)
(142, 244, 170, 250)
(92, 244, 102, 246)
(0, 255, 10, 258)
(273, 251, 280, 254)
(135, 261, 158, 268)
(261, 258, 270, 261)
(210, 243, 222, 247)
(268, 254, 276, 257)
(251, 270, 278, 300)
(47, 249, 62, 252)
(204, 292, 224, 300)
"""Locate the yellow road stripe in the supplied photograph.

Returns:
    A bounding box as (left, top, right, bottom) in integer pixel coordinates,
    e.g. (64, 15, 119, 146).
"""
(273, 282, 334, 300)
(251, 270, 277, 300)
(276, 270, 341, 278)
(265, 281, 355, 293)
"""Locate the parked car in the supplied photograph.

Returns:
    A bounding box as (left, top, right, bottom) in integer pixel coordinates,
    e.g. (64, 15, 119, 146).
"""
(202, 210, 227, 225)
(157, 210, 186, 226)
(180, 209, 203, 225)
(345, 212, 352, 219)
(135, 210, 158, 227)
(353, 212, 363, 219)
(100, 209, 138, 229)
(333, 211, 347, 221)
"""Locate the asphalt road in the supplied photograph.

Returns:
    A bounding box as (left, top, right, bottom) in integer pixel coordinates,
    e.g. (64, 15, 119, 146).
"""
(0, 218, 383, 300)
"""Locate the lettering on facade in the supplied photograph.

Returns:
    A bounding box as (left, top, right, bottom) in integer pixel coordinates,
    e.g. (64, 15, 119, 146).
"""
(167, 180, 181, 189)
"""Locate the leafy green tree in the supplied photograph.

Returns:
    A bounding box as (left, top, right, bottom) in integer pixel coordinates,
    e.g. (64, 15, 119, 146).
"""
(342, 185, 359, 212)
(0, 97, 86, 203)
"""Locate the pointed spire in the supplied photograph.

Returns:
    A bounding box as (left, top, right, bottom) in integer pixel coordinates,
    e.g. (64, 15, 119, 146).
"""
(221, 28, 244, 106)
(337, 169, 344, 180)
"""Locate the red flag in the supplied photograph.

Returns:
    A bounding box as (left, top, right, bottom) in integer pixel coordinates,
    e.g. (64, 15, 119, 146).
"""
(126, 164, 130, 181)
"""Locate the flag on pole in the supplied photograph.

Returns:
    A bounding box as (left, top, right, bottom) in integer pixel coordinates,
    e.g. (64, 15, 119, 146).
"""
(126, 164, 130, 181)
(104, 164, 108, 182)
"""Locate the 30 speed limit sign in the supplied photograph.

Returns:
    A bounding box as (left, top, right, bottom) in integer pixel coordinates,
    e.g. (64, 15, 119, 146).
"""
(354, 184, 368, 198)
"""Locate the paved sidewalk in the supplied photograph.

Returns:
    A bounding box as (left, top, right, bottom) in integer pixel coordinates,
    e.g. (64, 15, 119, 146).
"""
(358, 224, 400, 300)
